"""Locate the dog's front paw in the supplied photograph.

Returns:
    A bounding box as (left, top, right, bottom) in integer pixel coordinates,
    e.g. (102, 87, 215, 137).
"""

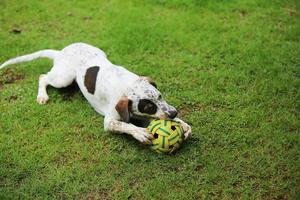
(182, 123, 191, 139)
(174, 118, 191, 139)
(132, 127, 154, 144)
(37, 95, 49, 105)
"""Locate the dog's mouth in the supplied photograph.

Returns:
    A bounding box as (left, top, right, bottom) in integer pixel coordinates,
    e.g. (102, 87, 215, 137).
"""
(130, 112, 168, 120)
(128, 113, 171, 128)
(129, 114, 152, 128)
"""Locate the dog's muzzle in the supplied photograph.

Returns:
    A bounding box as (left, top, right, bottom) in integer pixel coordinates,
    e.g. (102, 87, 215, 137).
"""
(167, 110, 177, 119)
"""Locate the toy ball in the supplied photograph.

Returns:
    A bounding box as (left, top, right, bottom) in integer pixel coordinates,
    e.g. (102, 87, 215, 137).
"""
(148, 119, 184, 153)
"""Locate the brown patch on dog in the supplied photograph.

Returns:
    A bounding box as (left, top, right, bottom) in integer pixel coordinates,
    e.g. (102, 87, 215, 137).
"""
(0, 68, 25, 90)
(84, 66, 100, 94)
(115, 96, 131, 122)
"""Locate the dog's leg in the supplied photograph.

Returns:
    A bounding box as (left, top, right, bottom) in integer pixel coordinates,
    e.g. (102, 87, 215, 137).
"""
(173, 118, 192, 139)
(37, 64, 76, 104)
(37, 74, 49, 104)
(104, 116, 153, 144)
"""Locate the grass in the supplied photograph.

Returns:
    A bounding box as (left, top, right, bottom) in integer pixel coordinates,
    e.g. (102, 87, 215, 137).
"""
(0, 0, 299, 199)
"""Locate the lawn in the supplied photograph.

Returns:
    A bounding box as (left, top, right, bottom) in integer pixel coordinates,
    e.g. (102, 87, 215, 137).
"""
(0, 0, 299, 199)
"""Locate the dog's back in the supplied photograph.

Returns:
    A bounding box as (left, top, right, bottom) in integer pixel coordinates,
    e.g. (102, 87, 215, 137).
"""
(55, 43, 139, 115)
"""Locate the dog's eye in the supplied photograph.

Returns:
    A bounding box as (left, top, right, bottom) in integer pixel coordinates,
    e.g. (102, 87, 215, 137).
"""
(138, 99, 157, 115)
(158, 95, 162, 100)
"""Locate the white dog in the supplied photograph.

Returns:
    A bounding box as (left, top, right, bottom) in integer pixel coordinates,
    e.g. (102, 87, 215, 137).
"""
(0, 43, 191, 143)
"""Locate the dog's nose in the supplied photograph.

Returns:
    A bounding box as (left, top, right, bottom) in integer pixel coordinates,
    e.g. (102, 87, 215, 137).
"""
(168, 110, 177, 119)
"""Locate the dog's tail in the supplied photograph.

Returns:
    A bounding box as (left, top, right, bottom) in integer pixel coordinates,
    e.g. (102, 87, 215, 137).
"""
(0, 49, 59, 70)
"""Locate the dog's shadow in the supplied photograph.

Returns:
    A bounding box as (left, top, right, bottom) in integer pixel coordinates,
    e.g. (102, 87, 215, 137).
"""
(48, 81, 83, 101)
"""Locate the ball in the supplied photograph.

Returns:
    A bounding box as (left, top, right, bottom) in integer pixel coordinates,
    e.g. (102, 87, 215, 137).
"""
(148, 119, 184, 153)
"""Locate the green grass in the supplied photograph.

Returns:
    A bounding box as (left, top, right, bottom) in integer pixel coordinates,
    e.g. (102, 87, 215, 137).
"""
(0, 0, 299, 199)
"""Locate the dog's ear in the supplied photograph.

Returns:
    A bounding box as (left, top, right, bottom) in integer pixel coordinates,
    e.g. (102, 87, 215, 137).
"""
(140, 76, 157, 88)
(115, 96, 132, 122)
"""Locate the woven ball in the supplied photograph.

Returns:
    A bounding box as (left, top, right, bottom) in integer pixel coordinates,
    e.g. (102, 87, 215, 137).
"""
(148, 119, 184, 153)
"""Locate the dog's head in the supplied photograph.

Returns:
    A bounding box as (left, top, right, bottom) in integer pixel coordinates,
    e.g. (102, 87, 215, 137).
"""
(115, 77, 177, 122)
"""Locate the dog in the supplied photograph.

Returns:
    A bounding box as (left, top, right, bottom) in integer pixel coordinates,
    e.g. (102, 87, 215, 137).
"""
(0, 43, 191, 143)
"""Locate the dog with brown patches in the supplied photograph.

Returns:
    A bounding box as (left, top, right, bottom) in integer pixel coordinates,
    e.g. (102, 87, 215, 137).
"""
(0, 43, 191, 143)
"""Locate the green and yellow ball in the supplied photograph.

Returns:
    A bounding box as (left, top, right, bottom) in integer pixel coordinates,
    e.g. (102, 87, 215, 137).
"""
(148, 119, 184, 153)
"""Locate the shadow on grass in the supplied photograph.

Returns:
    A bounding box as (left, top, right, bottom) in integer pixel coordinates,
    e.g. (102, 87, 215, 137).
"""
(48, 81, 83, 101)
